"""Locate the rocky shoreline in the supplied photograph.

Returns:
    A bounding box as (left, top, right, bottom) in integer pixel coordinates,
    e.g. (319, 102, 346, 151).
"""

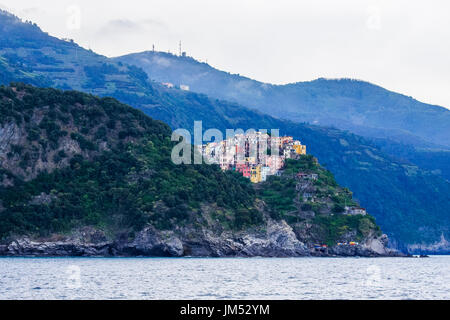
(0, 221, 404, 258)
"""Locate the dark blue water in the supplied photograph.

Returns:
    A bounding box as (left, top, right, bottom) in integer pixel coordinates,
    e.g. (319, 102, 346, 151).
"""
(0, 256, 449, 299)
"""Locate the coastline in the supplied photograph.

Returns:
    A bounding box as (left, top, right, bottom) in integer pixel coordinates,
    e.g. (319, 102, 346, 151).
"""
(0, 223, 404, 258)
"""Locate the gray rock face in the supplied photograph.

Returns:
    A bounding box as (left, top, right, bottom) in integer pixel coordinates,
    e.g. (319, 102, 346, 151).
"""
(405, 234, 450, 254)
(124, 227, 184, 257)
(182, 220, 309, 257)
(0, 122, 21, 158)
(0, 221, 400, 258)
(0, 100, 131, 187)
(4, 238, 112, 257)
(364, 234, 390, 255)
(238, 220, 309, 257)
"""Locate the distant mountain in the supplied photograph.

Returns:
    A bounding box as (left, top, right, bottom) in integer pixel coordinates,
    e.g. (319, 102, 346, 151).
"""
(115, 51, 450, 149)
(1, 9, 449, 251)
(371, 138, 450, 182)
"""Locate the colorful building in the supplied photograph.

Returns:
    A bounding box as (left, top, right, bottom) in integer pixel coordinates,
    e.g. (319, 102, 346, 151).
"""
(250, 165, 262, 183)
(200, 132, 307, 183)
(261, 166, 271, 182)
(345, 207, 367, 216)
(162, 82, 174, 88)
(293, 141, 307, 155)
(242, 167, 251, 179)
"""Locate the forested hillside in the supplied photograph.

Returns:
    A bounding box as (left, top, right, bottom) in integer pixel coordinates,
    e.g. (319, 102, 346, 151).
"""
(0, 84, 257, 238)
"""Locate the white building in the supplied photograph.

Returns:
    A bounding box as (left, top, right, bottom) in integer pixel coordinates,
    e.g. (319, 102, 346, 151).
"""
(261, 166, 271, 182)
(162, 82, 174, 88)
(345, 207, 367, 216)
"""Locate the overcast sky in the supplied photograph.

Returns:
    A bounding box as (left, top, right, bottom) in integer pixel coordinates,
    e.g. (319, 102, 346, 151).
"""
(1, 0, 449, 108)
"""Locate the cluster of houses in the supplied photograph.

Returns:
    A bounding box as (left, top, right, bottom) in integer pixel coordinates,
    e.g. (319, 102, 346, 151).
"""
(200, 132, 307, 183)
(162, 82, 190, 91)
(199, 131, 368, 217)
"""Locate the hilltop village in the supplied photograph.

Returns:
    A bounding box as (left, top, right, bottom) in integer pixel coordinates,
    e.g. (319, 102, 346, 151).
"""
(200, 132, 368, 220)
(200, 132, 306, 183)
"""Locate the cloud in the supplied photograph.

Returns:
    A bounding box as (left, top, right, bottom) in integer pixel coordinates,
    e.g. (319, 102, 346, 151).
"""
(141, 18, 166, 28)
(99, 19, 143, 34)
(366, 6, 382, 30)
(21, 7, 40, 15)
(98, 18, 166, 35)
(0, 3, 10, 11)
(153, 56, 171, 67)
(0, 4, 43, 18)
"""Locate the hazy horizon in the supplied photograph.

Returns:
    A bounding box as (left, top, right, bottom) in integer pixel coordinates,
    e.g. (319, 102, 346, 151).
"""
(1, 0, 449, 109)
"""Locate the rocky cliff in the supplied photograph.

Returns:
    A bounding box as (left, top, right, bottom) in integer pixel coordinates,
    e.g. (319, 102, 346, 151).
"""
(404, 234, 450, 255)
(0, 221, 399, 258)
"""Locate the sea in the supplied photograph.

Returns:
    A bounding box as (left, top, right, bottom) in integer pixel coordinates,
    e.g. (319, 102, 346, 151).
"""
(0, 256, 449, 300)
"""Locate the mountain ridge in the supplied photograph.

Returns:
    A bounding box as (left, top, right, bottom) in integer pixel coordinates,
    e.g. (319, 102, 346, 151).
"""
(115, 51, 450, 149)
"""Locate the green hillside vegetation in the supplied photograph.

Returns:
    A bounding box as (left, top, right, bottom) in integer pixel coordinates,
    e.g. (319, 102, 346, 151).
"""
(259, 155, 380, 245)
(0, 84, 258, 238)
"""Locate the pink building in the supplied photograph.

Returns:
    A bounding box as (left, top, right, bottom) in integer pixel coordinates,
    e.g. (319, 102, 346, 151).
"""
(266, 155, 285, 175)
(242, 167, 251, 178)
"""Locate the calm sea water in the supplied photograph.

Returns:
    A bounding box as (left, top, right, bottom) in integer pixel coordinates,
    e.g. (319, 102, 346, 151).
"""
(0, 256, 449, 300)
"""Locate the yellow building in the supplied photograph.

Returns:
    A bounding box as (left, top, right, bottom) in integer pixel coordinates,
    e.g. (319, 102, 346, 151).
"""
(250, 165, 262, 183)
(245, 156, 257, 165)
(293, 142, 307, 155)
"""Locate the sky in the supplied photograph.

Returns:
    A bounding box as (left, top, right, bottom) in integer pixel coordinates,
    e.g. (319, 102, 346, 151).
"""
(1, 0, 449, 108)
